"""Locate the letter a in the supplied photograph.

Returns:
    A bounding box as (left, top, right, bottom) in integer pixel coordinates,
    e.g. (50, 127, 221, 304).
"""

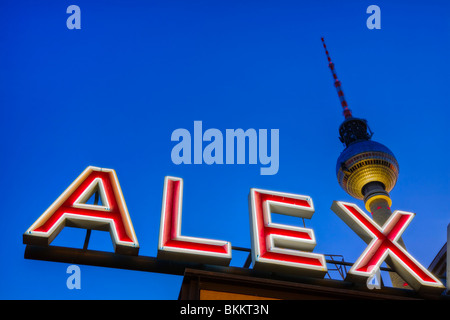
(67, 5, 81, 30)
(366, 5, 381, 30)
(66, 265, 81, 289)
(23, 166, 139, 255)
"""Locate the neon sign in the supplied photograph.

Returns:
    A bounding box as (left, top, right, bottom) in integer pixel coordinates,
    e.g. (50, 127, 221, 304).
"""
(248, 188, 327, 277)
(23, 166, 445, 293)
(331, 201, 444, 292)
(23, 167, 139, 255)
(158, 176, 232, 265)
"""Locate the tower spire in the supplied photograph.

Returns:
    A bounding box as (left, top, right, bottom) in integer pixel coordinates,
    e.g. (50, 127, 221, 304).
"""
(321, 37, 352, 119)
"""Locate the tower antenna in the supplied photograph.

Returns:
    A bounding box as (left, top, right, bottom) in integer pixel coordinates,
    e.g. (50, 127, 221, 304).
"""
(321, 37, 352, 119)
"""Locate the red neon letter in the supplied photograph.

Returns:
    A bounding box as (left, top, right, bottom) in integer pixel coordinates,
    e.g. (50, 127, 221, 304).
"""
(158, 176, 232, 265)
(23, 166, 139, 255)
(248, 188, 327, 277)
(331, 201, 444, 292)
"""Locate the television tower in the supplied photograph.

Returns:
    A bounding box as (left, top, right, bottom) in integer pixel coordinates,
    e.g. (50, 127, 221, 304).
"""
(321, 38, 408, 288)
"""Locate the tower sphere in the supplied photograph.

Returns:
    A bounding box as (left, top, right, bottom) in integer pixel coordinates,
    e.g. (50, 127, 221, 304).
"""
(336, 134, 399, 200)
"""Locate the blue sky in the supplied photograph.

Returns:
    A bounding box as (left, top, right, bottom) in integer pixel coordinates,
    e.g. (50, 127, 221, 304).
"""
(0, 0, 449, 299)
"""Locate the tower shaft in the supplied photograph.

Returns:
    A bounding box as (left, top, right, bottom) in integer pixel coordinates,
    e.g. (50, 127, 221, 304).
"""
(367, 197, 410, 289)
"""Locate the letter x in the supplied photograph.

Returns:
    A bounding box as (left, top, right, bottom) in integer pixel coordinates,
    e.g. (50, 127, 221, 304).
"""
(331, 201, 444, 292)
